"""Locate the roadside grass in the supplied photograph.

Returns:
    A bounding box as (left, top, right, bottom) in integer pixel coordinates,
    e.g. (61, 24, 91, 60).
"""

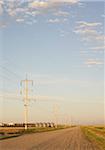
(23, 126, 66, 134)
(91, 126, 105, 136)
(0, 125, 73, 140)
(81, 126, 105, 150)
(0, 129, 24, 140)
(95, 127, 105, 130)
(84, 126, 105, 138)
(18, 125, 75, 134)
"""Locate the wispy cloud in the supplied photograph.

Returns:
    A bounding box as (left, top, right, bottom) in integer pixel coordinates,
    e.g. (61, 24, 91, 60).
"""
(47, 18, 61, 23)
(28, 0, 77, 9)
(54, 10, 70, 17)
(29, 0, 79, 8)
(85, 59, 104, 67)
(29, 1, 49, 9)
(76, 21, 102, 28)
(16, 18, 25, 23)
(47, 18, 68, 23)
(74, 21, 104, 67)
(90, 46, 105, 52)
(74, 21, 104, 42)
(50, 0, 79, 4)
(0, 0, 79, 27)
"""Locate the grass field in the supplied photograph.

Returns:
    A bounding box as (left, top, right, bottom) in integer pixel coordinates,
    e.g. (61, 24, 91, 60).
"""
(81, 126, 105, 150)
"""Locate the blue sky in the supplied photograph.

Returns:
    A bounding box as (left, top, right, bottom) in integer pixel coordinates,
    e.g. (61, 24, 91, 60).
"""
(0, 0, 104, 125)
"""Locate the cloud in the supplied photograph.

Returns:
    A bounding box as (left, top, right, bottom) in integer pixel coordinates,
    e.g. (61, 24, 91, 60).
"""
(77, 2, 85, 7)
(76, 21, 102, 28)
(0, 0, 78, 27)
(29, 1, 49, 9)
(90, 46, 105, 51)
(29, 0, 79, 9)
(16, 18, 25, 23)
(74, 21, 104, 43)
(85, 59, 104, 66)
(26, 10, 40, 16)
(48, 18, 61, 23)
(47, 18, 68, 23)
(6, 7, 29, 17)
(74, 28, 97, 35)
(6, 9, 16, 17)
(54, 10, 70, 17)
(75, 21, 104, 66)
(50, 0, 79, 4)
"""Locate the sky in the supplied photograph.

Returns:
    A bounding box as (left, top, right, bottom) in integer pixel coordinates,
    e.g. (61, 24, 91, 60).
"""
(0, 0, 104, 125)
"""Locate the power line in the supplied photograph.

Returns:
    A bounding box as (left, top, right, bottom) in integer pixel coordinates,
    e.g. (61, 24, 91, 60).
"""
(0, 73, 18, 83)
(0, 65, 22, 79)
(3, 56, 25, 71)
(0, 65, 22, 92)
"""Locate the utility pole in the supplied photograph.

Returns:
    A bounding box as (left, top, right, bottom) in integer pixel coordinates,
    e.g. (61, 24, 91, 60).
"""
(20, 75, 33, 130)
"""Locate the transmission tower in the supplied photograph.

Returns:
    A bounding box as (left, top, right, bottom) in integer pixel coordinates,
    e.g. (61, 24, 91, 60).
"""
(20, 75, 33, 130)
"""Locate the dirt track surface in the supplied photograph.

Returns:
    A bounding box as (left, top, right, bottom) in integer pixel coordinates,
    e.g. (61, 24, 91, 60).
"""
(0, 127, 100, 150)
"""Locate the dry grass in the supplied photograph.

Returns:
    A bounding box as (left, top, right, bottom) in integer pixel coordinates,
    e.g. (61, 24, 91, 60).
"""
(81, 126, 105, 150)
(0, 127, 24, 134)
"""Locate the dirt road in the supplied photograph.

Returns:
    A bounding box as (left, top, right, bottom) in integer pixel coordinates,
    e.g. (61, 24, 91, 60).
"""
(0, 127, 100, 150)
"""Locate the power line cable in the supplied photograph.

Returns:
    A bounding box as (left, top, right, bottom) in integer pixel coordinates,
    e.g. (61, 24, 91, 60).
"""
(0, 65, 22, 79)
(3, 56, 25, 71)
(0, 73, 18, 83)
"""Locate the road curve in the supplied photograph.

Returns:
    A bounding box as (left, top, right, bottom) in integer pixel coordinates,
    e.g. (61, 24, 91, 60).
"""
(0, 127, 100, 150)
